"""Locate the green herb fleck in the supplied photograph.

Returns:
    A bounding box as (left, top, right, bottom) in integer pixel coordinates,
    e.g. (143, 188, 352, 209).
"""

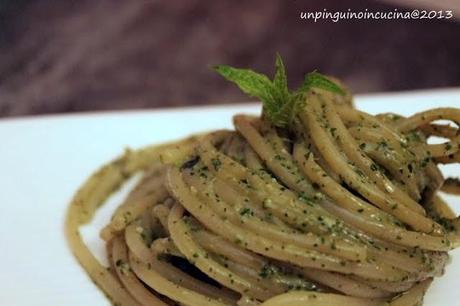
(259, 264, 277, 278)
(211, 158, 222, 171)
(239, 207, 253, 217)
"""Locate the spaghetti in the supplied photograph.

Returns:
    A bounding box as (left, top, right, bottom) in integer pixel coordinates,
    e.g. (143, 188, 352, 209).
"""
(65, 60, 460, 306)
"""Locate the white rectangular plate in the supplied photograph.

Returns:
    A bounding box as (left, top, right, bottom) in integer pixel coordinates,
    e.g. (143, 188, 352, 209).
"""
(1, 89, 460, 305)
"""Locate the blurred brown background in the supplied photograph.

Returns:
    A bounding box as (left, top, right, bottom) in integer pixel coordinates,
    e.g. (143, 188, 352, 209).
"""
(0, 0, 459, 118)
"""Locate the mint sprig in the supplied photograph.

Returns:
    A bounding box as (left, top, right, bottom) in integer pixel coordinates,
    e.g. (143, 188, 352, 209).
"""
(214, 54, 345, 128)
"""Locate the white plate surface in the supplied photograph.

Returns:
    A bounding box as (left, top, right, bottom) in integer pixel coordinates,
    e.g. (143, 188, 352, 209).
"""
(1, 89, 460, 305)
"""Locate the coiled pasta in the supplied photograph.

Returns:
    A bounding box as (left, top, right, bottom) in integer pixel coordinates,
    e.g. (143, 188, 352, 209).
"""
(66, 86, 460, 306)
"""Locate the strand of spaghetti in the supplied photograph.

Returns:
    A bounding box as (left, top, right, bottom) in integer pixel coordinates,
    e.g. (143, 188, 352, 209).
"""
(109, 184, 168, 233)
(65, 152, 147, 306)
(101, 149, 194, 241)
(422, 140, 459, 159)
(124, 162, 165, 202)
(125, 223, 236, 302)
(167, 203, 273, 300)
(431, 195, 457, 219)
(383, 278, 432, 306)
(237, 296, 260, 306)
(214, 257, 292, 295)
(421, 123, 458, 138)
(292, 119, 342, 182)
(129, 250, 230, 306)
(150, 237, 183, 257)
(396, 108, 460, 133)
(435, 151, 460, 163)
(441, 178, 460, 196)
(111, 236, 168, 305)
(298, 268, 392, 299)
(260, 291, 384, 306)
(336, 106, 405, 142)
(355, 277, 415, 293)
(395, 108, 460, 158)
(101, 190, 166, 241)
(193, 230, 266, 270)
(151, 204, 172, 234)
(224, 133, 247, 162)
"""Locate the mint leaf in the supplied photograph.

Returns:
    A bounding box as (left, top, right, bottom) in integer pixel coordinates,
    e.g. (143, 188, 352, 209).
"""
(273, 53, 289, 102)
(213, 65, 275, 103)
(214, 64, 285, 126)
(301, 71, 345, 95)
(214, 64, 288, 127)
(267, 54, 293, 127)
(272, 94, 298, 128)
